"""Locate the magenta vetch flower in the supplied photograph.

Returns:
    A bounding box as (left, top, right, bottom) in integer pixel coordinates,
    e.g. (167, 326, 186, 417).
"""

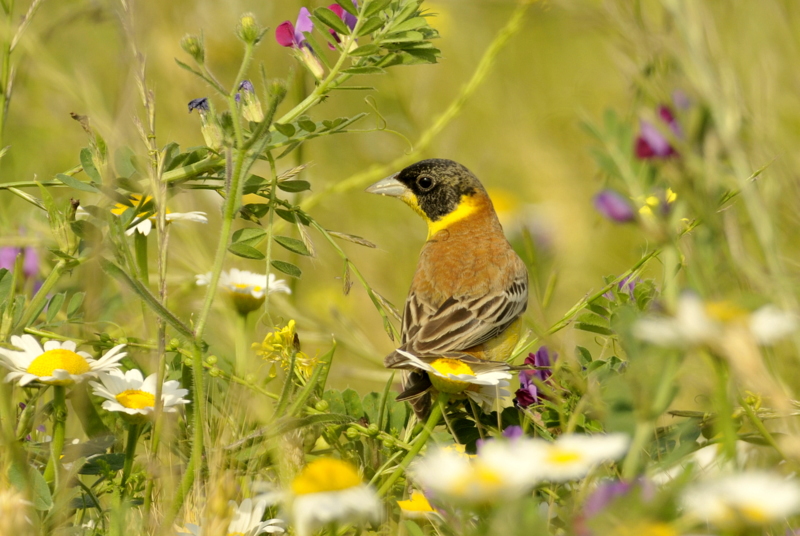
(327, 2, 358, 47)
(514, 346, 555, 408)
(276, 7, 314, 49)
(593, 190, 635, 223)
(635, 106, 681, 159)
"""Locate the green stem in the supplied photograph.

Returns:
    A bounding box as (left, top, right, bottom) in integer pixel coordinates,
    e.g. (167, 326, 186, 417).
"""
(262, 153, 279, 324)
(134, 232, 149, 285)
(377, 392, 447, 497)
(120, 423, 140, 492)
(43, 385, 67, 486)
(621, 420, 652, 480)
(16, 258, 69, 329)
(0, 0, 14, 153)
(235, 312, 248, 374)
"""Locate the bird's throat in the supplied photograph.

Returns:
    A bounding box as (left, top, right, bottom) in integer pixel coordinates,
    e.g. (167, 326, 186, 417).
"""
(425, 194, 482, 239)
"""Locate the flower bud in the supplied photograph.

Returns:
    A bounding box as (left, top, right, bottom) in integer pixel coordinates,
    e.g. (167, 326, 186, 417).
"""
(237, 13, 261, 45)
(181, 34, 205, 64)
(345, 427, 359, 440)
(299, 46, 325, 80)
(268, 79, 288, 107)
(314, 399, 330, 412)
(237, 80, 264, 123)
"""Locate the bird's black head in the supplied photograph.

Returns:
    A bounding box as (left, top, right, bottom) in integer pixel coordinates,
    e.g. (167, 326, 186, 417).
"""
(390, 159, 484, 222)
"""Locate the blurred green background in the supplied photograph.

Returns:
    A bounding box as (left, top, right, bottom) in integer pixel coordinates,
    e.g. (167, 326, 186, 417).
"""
(2, 0, 800, 395)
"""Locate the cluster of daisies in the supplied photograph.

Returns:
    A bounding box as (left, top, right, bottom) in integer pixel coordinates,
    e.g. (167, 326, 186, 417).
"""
(0, 334, 189, 417)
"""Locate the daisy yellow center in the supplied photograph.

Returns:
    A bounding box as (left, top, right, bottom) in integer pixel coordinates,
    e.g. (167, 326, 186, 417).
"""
(397, 491, 434, 513)
(618, 522, 677, 536)
(228, 533, 245, 536)
(431, 358, 473, 376)
(115, 390, 156, 410)
(545, 448, 583, 465)
(428, 358, 474, 394)
(453, 465, 503, 497)
(27, 349, 91, 378)
(738, 504, 770, 524)
(232, 283, 251, 291)
(292, 458, 362, 495)
(705, 301, 748, 322)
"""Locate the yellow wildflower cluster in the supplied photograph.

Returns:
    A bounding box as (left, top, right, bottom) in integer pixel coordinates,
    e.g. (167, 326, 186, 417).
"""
(252, 320, 317, 377)
(638, 188, 677, 217)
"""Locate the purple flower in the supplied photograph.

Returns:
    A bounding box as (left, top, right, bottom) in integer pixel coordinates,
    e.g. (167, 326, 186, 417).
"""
(0, 247, 16, 271)
(604, 276, 638, 300)
(275, 7, 314, 49)
(593, 190, 635, 223)
(328, 2, 358, 45)
(635, 106, 682, 159)
(514, 346, 555, 408)
(502, 425, 523, 439)
(583, 480, 634, 517)
(0, 246, 38, 279)
(188, 97, 209, 113)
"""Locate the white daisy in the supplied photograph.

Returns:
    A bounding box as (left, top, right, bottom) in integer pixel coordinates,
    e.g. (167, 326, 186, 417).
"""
(89, 368, 189, 418)
(176, 498, 285, 536)
(196, 270, 291, 315)
(288, 458, 380, 536)
(411, 439, 542, 504)
(393, 349, 512, 407)
(634, 293, 796, 348)
(0, 335, 126, 386)
(524, 433, 630, 482)
(111, 195, 208, 236)
(681, 472, 800, 527)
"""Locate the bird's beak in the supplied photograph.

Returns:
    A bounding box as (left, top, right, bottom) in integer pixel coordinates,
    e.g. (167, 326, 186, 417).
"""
(365, 174, 407, 198)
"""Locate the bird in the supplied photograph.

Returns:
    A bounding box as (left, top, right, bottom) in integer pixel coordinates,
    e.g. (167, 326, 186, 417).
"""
(366, 158, 529, 418)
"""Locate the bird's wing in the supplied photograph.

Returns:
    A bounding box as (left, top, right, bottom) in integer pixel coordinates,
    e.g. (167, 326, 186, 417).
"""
(385, 271, 528, 368)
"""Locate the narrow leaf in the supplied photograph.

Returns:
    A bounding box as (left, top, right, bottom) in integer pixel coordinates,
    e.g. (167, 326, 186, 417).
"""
(364, 0, 391, 17)
(274, 123, 295, 137)
(228, 243, 265, 260)
(80, 148, 101, 183)
(56, 173, 98, 193)
(314, 6, 350, 35)
(277, 180, 311, 193)
(335, 0, 359, 15)
(231, 228, 267, 246)
(350, 44, 381, 56)
(342, 66, 386, 75)
(327, 231, 376, 248)
(274, 236, 311, 256)
(358, 16, 385, 36)
(67, 292, 86, 317)
(271, 260, 302, 278)
(45, 293, 66, 324)
(99, 258, 195, 341)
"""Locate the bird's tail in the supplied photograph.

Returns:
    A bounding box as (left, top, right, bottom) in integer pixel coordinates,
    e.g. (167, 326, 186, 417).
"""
(397, 370, 433, 420)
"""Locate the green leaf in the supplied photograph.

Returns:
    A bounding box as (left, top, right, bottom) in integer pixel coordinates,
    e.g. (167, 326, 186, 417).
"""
(271, 260, 302, 278)
(390, 17, 428, 33)
(99, 258, 196, 342)
(277, 180, 311, 193)
(576, 345, 593, 365)
(274, 236, 311, 256)
(243, 174, 269, 195)
(80, 147, 101, 183)
(350, 44, 381, 56)
(314, 6, 350, 35)
(323, 389, 346, 415)
(78, 453, 125, 475)
(114, 146, 138, 178)
(335, 0, 358, 15)
(45, 292, 66, 324)
(8, 464, 52, 510)
(342, 66, 386, 75)
(67, 292, 86, 317)
(274, 123, 296, 137)
(297, 118, 317, 132)
(56, 173, 98, 193)
(228, 243, 265, 260)
(275, 209, 298, 224)
(383, 31, 424, 44)
(358, 16, 385, 36)
(70, 220, 102, 243)
(231, 227, 267, 246)
(362, 392, 380, 425)
(0, 269, 12, 307)
(342, 388, 364, 419)
(364, 0, 391, 17)
(404, 520, 425, 536)
(575, 322, 614, 336)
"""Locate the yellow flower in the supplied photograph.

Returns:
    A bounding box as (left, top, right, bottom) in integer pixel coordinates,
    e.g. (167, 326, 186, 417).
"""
(111, 194, 207, 236)
(397, 491, 438, 520)
(253, 320, 318, 377)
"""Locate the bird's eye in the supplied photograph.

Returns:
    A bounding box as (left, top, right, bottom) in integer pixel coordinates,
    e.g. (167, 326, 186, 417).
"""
(416, 175, 434, 191)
